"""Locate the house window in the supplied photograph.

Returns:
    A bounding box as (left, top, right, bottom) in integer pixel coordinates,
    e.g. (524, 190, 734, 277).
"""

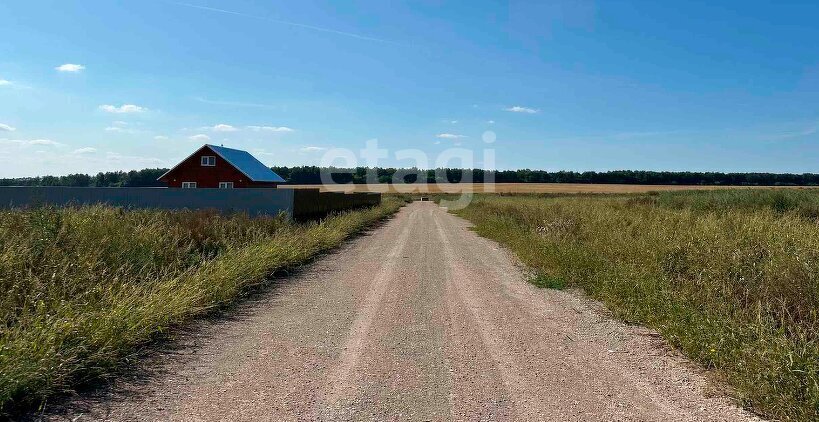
(201, 156, 216, 166)
(181, 182, 197, 188)
(218, 182, 234, 189)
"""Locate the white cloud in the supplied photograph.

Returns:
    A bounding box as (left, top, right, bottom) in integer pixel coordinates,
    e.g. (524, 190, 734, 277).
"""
(55, 63, 85, 72)
(154, 135, 169, 140)
(504, 106, 539, 114)
(28, 139, 62, 147)
(73, 147, 97, 154)
(487, 120, 495, 124)
(193, 96, 280, 109)
(211, 123, 238, 132)
(247, 125, 294, 132)
(104, 122, 142, 134)
(99, 104, 147, 113)
(106, 152, 164, 166)
(764, 122, 819, 141)
(436, 133, 466, 139)
(450, 120, 458, 124)
(0, 79, 11, 86)
(300, 146, 326, 153)
(189, 134, 210, 141)
(0, 123, 15, 132)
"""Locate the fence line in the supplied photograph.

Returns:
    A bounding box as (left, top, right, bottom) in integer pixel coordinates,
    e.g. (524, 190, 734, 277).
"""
(0, 187, 381, 218)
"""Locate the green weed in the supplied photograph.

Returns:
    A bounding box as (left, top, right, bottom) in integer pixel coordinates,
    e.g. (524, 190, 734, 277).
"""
(530, 273, 566, 289)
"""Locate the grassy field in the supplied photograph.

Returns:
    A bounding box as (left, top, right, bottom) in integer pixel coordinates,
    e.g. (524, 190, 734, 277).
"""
(283, 182, 817, 194)
(0, 197, 405, 415)
(452, 190, 819, 421)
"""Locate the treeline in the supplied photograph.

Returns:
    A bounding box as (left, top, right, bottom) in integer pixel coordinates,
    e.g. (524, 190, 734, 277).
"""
(272, 166, 819, 186)
(0, 168, 168, 187)
(2, 167, 819, 187)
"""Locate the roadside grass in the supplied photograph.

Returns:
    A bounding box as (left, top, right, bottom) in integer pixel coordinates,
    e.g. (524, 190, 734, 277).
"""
(452, 190, 819, 421)
(653, 188, 819, 217)
(529, 273, 566, 290)
(0, 197, 405, 415)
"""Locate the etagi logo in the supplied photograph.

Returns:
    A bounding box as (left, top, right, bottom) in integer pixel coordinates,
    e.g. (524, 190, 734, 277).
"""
(318, 131, 497, 210)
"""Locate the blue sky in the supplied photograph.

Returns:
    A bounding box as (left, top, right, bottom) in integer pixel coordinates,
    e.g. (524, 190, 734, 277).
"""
(2, 0, 819, 177)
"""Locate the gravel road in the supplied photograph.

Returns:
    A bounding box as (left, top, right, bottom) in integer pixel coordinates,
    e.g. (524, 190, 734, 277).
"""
(53, 202, 762, 421)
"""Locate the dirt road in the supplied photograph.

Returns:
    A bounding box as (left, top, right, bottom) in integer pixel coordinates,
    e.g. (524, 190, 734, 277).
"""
(57, 202, 761, 421)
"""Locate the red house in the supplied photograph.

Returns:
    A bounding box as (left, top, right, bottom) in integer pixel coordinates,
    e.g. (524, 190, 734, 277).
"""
(158, 144, 286, 188)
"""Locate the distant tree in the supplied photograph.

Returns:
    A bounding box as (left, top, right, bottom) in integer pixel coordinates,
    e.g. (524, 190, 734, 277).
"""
(2, 166, 818, 187)
(63, 173, 92, 187)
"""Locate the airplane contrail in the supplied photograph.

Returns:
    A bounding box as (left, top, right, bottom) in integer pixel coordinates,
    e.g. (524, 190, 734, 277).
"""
(169, 1, 399, 45)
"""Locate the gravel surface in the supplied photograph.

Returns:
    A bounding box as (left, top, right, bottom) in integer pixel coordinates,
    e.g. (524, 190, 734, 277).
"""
(45, 202, 763, 421)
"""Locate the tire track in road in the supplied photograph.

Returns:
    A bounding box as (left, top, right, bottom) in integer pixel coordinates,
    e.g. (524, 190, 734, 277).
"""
(321, 208, 420, 410)
(433, 210, 539, 420)
(324, 204, 457, 421)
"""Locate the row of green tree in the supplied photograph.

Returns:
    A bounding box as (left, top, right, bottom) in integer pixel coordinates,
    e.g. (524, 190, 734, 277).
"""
(3, 166, 819, 187)
(0, 169, 169, 187)
(277, 167, 819, 186)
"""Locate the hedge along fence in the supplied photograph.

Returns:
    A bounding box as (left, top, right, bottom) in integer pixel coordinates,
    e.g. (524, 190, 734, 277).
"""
(0, 187, 381, 219)
(291, 188, 381, 219)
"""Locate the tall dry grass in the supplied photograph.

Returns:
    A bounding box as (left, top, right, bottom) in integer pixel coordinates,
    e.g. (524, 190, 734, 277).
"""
(0, 198, 404, 415)
(453, 190, 819, 421)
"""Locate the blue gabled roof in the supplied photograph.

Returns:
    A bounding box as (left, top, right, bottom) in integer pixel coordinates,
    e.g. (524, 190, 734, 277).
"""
(206, 145, 286, 183)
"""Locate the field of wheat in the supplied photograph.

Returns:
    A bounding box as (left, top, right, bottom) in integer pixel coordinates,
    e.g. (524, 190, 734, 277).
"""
(283, 182, 816, 194)
(453, 189, 819, 421)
